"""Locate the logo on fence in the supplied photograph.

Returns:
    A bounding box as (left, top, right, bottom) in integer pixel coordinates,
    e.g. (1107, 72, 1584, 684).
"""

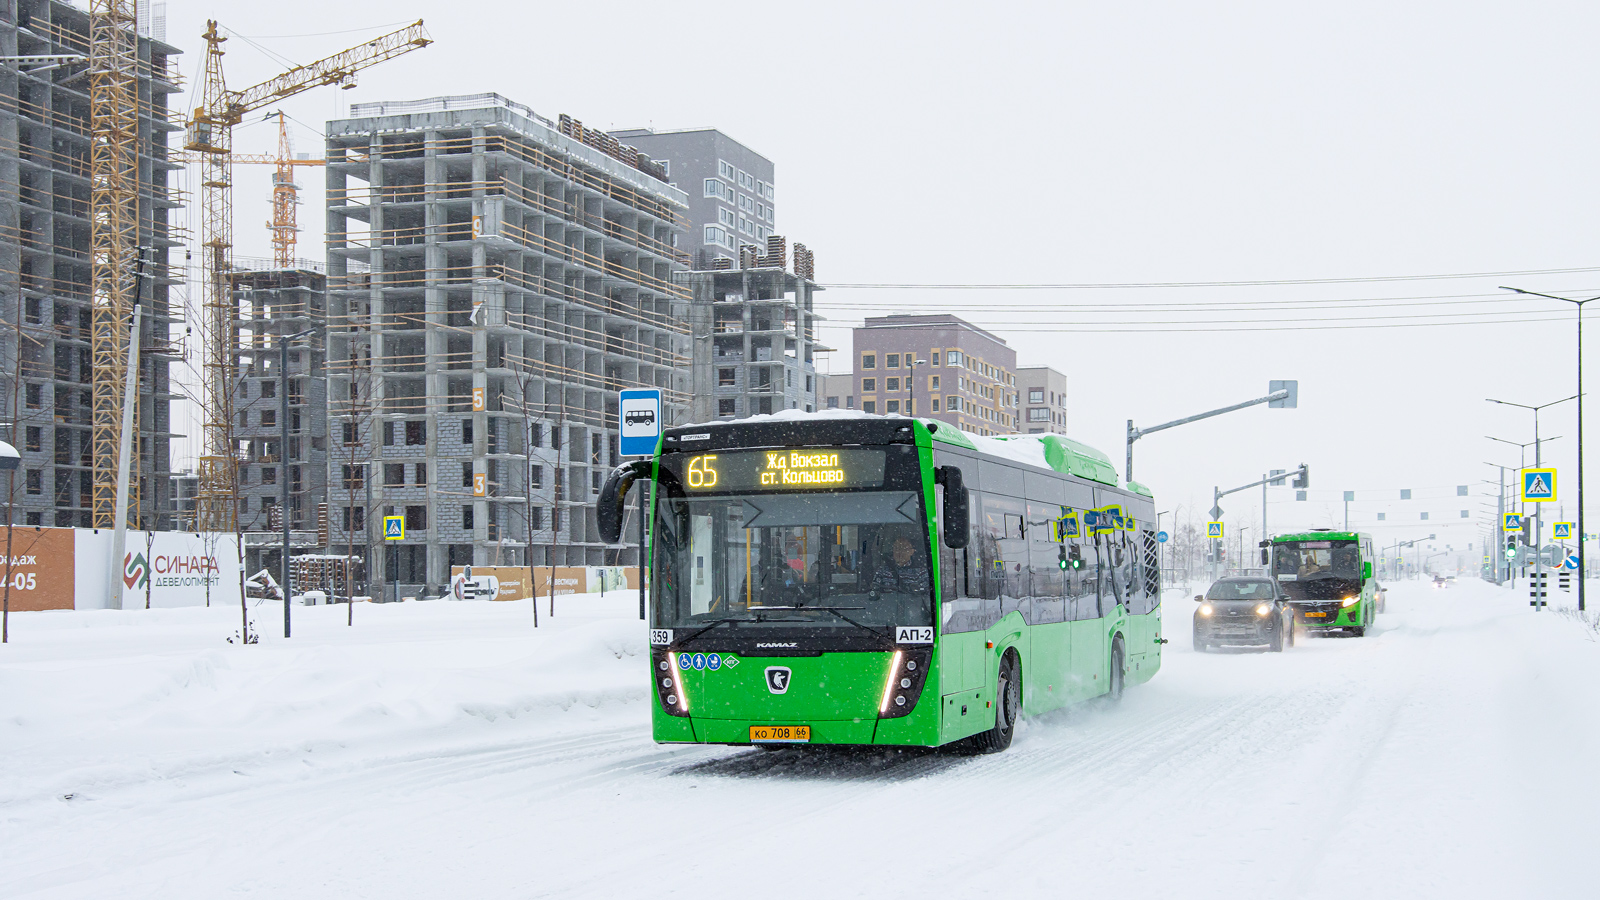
(123, 551, 149, 591)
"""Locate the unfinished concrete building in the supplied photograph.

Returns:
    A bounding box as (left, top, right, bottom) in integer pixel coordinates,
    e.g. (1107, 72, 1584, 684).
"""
(324, 94, 689, 597)
(681, 237, 821, 422)
(0, 1, 181, 528)
(231, 261, 330, 575)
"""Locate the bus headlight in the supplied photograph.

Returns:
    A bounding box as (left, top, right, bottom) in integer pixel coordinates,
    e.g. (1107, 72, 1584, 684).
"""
(878, 647, 932, 720)
(1199, 604, 1214, 616)
(652, 649, 690, 717)
(1341, 595, 1359, 608)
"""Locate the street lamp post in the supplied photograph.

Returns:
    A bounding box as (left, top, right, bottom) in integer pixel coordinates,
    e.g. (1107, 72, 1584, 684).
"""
(1501, 286, 1598, 610)
(279, 329, 315, 638)
(0, 439, 18, 643)
(1488, 395, 1576, 612)
(1487, 435, 1554, 582)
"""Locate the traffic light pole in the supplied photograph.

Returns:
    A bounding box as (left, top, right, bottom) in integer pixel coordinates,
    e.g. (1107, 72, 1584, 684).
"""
(1126, 381, 1297, 483)
(1210, 464, 1309, 581)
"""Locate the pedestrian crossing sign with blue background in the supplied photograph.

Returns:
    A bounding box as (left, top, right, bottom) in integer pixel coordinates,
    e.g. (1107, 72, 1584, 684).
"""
(1553, 522, 1574, 540)
(1207, 521, 1224, 538)
(383, 515, 405, 541)
(1503, 512, 1522, 531)
(1521, 468, 1557, 503)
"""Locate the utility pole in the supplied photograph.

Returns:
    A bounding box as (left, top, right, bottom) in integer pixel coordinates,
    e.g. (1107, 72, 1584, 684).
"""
(108, 248, 147, 610)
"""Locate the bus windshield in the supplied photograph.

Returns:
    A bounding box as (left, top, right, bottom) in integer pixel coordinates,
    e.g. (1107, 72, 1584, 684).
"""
(1274, 540, 1362, 601)
(1275, 540, 1361, 580)
(651, 489, 934, 631)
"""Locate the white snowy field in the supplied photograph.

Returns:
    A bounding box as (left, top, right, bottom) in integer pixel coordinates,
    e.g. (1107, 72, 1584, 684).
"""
(3, 579, 1599, 899)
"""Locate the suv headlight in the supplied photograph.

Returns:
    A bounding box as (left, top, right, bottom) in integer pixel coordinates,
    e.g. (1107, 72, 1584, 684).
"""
(1255, 604, 1272, 617)
(1199, 604, 1214, 616)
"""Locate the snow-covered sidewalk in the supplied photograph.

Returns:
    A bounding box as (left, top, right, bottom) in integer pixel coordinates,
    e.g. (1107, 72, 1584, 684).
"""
(3, 580, 1599, 898)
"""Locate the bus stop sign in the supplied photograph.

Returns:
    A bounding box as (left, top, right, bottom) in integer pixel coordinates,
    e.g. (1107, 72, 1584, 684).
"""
(619, 389, 662, 457)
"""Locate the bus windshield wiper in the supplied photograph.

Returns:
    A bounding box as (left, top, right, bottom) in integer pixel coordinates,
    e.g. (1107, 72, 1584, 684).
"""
(794, 606, 895, 644)
(677, 614, 760, 645)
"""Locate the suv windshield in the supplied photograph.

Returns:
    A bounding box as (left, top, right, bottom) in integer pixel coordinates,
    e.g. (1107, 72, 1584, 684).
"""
(652, 490, 934, 631)
(1207, 580, 1276, 600)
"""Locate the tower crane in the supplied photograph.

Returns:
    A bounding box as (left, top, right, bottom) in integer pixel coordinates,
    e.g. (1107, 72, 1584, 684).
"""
(177, 113, 327, 268)
(185, 20, 431, 532)
(88, 0, 141, 531)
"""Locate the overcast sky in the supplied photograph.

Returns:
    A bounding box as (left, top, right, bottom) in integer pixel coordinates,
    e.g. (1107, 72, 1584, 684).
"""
(156, 0, 1600, 560)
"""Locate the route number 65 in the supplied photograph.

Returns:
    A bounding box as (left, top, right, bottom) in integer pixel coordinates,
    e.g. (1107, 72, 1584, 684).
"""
(687, 454, 718, 488)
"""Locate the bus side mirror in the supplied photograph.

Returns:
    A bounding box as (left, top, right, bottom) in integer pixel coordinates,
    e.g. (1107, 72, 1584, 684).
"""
(598, 460, 653, 544)
(1363, 560, 1373, 580)
(936, 465, 970, 549)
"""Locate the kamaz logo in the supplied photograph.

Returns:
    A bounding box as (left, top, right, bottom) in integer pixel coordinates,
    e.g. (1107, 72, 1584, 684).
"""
(756, 642, 798, 649)
(764, 666, 792, 694)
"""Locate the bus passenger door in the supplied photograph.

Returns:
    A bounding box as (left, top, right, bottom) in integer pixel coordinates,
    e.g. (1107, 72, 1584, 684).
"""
(1071, 533, 1110, 699)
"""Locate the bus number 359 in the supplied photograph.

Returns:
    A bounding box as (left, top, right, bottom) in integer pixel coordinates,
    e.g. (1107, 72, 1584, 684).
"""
(687, 454, 719, 488)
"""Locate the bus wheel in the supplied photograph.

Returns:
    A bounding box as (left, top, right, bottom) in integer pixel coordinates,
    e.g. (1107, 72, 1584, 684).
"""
(1107, 638, 1126, 702)
(1349, 626, 1366, 637)
(974, 652, 1020, 754)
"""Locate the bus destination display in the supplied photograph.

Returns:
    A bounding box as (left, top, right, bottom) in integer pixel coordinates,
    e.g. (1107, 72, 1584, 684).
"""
(683, 448, 887, 492)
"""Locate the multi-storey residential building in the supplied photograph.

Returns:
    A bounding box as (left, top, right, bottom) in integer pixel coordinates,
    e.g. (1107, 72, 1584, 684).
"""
(324, 94, 689, 597)
(680, 243, 819, 421)
(610, 127, 774, 268)
(0, 1, 181, 528)
(169, 468, 198, 531)
(231, 262, 330, 574)
(1017, 365, 1068, 434)
(818, 371, 854, 410)
(851, 314, 1018, 436)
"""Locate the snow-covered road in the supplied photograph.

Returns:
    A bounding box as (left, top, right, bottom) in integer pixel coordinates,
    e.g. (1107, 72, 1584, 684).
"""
(4, 579, 1598, 899)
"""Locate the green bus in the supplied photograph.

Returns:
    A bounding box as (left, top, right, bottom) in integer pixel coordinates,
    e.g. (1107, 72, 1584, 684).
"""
(1269, 530, 1378, 636)
(599, 414, 1164, 753)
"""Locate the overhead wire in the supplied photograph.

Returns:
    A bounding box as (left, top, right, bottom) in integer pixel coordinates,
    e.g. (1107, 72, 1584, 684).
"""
(819, 264, 1600, 290)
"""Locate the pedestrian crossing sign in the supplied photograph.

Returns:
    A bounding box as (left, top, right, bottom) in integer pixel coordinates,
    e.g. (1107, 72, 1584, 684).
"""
(1503, 512, 1522, 531)
(1521, 468, 1557, 503)
(383, 515, 405, 541)
(1553, 522, 1574, 540)
(1051, 510, 1080, 542)
(1207, 521, 1224, 539)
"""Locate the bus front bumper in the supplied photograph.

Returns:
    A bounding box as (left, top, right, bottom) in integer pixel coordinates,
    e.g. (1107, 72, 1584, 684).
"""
(1292, 601, 1362, 629)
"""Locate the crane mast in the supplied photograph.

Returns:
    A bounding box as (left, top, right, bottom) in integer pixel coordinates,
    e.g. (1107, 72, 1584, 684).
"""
(187, 20, 430, 532)
(88, 0, 142, 529)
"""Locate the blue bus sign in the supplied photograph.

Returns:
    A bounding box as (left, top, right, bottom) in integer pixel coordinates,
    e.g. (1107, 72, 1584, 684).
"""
(619, 389, 662, 457)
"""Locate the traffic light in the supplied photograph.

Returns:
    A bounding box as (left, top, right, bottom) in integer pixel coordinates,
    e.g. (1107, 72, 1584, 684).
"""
(1292, 464, 1309, 489)
(1062, 544, 1084, 570)
(1058, 545, 1068, 570)
(1505, 534, 1518, 560)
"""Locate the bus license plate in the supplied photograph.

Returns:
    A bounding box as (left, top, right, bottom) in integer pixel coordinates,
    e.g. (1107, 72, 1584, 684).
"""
(1305, 612, 1328, 617)
(750, 725, 810, 743)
